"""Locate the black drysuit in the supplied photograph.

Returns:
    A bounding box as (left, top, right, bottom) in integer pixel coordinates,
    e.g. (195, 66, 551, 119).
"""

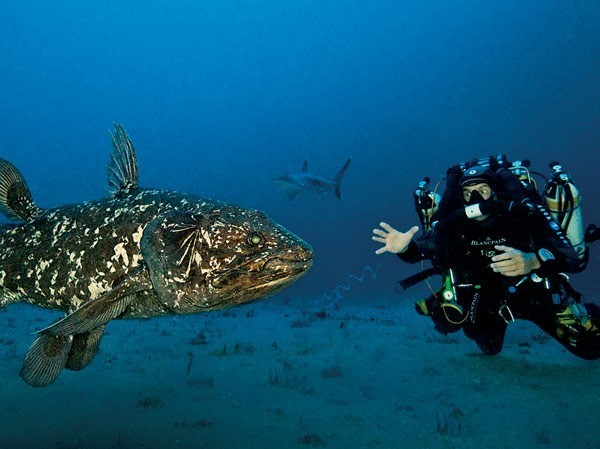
(400, 201, 600, 360)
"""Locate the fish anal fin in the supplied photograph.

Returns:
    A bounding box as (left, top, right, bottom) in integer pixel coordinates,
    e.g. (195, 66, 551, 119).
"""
(107, 123, 139, 197)
(0, 158, 42, 222)
(20, 334, 73, 387)
(65, 325, 106, 371)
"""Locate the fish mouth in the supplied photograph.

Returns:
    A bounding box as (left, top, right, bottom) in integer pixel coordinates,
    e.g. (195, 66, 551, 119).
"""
(262, 255, 313, 274)
(248, 256, 313, 292)
(213, 253, 313, 291)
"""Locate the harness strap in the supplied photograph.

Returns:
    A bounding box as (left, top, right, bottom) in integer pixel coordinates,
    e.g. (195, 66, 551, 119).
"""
(397, 267, 442, 291)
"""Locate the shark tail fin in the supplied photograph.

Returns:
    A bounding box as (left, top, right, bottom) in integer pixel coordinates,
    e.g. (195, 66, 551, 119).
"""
(333, 158, 352, 199)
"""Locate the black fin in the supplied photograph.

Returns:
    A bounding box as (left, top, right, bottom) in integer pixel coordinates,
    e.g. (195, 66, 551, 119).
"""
(333, 158, 351, 199)
(0, 158, 42, 222)
(40, 273, 150, 336)
(107, 123, 139, 196)
(20, 334, 73, 387)
(65, 325, 106, 371)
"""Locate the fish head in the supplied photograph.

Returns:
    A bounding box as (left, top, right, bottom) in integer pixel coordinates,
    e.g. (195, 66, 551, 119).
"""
(141, 205, 313, 312)
(207, 207, 313, 305)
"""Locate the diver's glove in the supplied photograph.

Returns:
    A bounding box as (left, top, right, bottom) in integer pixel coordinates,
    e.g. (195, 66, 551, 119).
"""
(446, 164, 463, 179)
(432, 164, 464, 223)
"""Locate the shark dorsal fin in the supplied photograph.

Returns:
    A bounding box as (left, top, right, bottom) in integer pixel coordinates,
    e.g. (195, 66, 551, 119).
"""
(107, 123, 139, 197)
(301, 160, 309, 173)
(0, 159, 42, 222)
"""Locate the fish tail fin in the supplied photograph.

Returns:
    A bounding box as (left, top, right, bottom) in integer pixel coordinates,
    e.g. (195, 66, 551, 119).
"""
(0, 158, 43, 222)
(333, 158, 352, 199)
(20, 333, 73, 387)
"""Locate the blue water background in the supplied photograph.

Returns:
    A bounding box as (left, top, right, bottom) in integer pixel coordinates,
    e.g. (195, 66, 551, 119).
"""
(1, 1, 598, 300)
(1, 2, 599, 448)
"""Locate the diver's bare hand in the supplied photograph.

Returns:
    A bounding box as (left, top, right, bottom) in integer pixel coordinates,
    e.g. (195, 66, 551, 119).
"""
(490, 245, 541, 276)
(372, 223, 419, 255)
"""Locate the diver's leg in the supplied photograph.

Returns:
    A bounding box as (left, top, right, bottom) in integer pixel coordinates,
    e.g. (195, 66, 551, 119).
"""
(415, 293, 463, 335)
(521, 290, 600, 360)
(462, 290, 508, 355)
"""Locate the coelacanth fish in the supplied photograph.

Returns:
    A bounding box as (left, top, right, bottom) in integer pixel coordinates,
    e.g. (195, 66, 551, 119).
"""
(0, 124, 313, 387)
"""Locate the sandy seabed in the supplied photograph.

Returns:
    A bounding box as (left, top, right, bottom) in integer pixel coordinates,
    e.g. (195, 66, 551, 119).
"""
(0, 293, 597, 449)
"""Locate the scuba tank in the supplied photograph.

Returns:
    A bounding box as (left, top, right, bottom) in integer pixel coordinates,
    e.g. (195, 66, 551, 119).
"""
(414, 177, 441, 233)
(543, 162, 586, 263)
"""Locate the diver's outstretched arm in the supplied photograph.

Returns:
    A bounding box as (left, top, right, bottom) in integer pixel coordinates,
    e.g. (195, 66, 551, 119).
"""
(372, 223, 419, 255)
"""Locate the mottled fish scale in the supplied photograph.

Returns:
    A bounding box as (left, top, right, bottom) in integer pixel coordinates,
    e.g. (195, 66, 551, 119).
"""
(0, 190, 214, 312)
(0, 123, 312, 387)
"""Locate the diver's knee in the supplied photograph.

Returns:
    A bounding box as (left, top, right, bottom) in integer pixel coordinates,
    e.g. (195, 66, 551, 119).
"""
(476, 341, 503, 356)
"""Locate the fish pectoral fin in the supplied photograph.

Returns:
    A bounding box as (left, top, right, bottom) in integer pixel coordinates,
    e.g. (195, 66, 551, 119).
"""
(40, 272, 151, 337)
(65, 325, 106, 371)
(107, 123, 139, 196)
(19, 274, 151, 387)
(20, 334, 73, 387)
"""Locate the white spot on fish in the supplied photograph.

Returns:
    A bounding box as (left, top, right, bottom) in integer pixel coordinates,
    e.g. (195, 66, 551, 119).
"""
(36, 260, 52, 273)
(132, 225, 144, 244)
(71, 295, 83, 309)
(112, 243, 130, 266)
(132, 254, 142, 267)
(87, 279, 106, 299)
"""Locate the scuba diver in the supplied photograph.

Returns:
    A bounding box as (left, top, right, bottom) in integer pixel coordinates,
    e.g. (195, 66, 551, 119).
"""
(372, 157, 600, 359)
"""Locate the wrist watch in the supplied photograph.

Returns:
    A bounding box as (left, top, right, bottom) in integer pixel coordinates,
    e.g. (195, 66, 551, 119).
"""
(536, 248, 555, 263)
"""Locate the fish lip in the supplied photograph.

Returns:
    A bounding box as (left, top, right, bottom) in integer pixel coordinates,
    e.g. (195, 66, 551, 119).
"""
(212, 254, 312, 290)
(262, 254, 313, 274)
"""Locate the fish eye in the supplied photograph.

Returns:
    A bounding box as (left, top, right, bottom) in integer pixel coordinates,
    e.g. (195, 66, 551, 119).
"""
(247, 232, 264, 246)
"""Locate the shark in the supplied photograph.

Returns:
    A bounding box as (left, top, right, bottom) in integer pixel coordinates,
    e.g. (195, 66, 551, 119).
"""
(273, 158, 352, 201)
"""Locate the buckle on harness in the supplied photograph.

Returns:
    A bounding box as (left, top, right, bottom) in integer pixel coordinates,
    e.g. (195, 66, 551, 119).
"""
(499, 304, 515, 324)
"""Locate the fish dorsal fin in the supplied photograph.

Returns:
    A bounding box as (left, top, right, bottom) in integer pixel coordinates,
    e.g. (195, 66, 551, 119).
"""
(301, 160, 309, 173)
(0, 158, 42, 222)
(107, 123, 139, 197)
